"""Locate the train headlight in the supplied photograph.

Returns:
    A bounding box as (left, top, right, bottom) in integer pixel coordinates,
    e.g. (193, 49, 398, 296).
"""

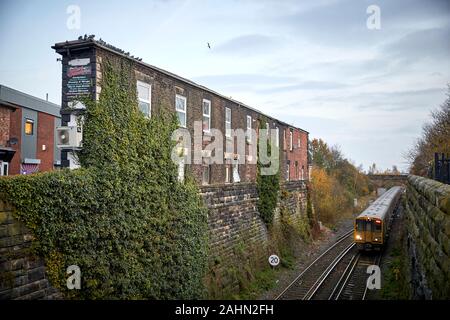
(356, 234, 362, 240)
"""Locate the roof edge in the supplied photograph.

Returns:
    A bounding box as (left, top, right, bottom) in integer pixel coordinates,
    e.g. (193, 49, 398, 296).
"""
(53, 37, 309, 134)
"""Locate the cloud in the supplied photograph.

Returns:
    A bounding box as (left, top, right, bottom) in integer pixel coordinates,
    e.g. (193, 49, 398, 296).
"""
(192, 73, 295, 87)
(213, 34, 283, 56)
(256, 80, 349, 94)
(382, 25, 450, 61)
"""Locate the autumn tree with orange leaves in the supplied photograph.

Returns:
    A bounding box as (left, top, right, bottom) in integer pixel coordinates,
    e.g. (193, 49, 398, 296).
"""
(309, 138, 370, 225)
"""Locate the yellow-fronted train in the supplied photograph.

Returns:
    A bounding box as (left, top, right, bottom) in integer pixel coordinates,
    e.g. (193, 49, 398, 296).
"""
(354, 186, 402, 251)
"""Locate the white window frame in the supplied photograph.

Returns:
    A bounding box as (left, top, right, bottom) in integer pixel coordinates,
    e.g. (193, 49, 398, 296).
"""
(298, 135, 301, 149)
(24, 118, 34, 135)
(275, 127, 279, 147)
(0, 161, 9, 176)
(137, 81, 151, 118)
(232, 161, 240, 183)
(225, 165, 231, 183)
(289, 130, 293, 151)
(286, 162, 290, 181)
(175, 94, 187, 128)
(202, 99, 211, 133)
(246, 115, 252, 143)
(225, 107, 231, 138)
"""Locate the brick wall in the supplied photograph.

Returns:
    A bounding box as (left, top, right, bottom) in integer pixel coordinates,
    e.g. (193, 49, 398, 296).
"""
(286, 129, 308, 181)
(8, 107, 21, 175)
(0, 105, 11, 146)
(54, 40, 309, 186)
(36, 112, 55, 172)
(0, 200, 60, 299)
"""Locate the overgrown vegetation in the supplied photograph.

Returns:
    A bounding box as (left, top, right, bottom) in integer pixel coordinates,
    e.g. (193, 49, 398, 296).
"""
(209, 212, 312, 300)
(380, 247, 411, 299)
(256, 121, 280, 225)
(309, 138, 371, 225)
(208, 121, 315, 300)
(0, 59, 208, 299)
(406, 85, 450, 176)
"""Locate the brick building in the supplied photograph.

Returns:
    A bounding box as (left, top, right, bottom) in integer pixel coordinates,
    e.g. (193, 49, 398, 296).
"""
(0, 85, 61, 175)
(0, 99, 16, 176)
(53, 36, 310, 184)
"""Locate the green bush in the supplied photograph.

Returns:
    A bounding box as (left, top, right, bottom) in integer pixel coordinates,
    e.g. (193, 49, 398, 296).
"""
(256, 121, 280, 225)
(0, 59, 208, 299)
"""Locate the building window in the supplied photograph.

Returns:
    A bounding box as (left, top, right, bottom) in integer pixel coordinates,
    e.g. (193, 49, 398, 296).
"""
(298, 135, 301, 149)
(286, 161, 290, 181)
(175, 94, 187, 127)
(225, 107, 231, 138)
(295, 161, 299, 180)
(232, 162, 240, 183)
(283, 129, 287, 150)
(225, 165, 232, 183)
(246, 115, 252, 143)
(0, 161, 9, 176)
(137, 81, 151, 118)
(202, 165, 210, 185)
(202, 99, 211, 132)
(24, 119, 34, 135)
(266, 122, 270, 136)
(289, 130, 293, 151)
(275, 127, 279, 147)
(301, 165, 305, 180)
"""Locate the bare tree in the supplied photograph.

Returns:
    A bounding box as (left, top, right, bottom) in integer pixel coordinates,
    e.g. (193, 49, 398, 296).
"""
(406, 85, 450, 175)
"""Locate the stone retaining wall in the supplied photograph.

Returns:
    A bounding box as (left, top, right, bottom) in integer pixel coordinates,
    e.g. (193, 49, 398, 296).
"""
(1, 181, 308, 299)
(404, 175, 450, 299)
(0, 201, 60, 299)
(202, 181, 308, 296)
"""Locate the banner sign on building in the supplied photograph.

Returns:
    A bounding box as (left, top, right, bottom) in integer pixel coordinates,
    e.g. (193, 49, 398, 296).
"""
(66, 58, 92, 98)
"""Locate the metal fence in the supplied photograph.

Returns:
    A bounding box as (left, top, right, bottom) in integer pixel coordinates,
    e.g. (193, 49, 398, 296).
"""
(433, 153, 450, 185)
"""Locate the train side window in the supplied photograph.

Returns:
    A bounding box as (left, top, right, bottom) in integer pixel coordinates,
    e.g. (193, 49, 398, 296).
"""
(356, 220, 365, 231)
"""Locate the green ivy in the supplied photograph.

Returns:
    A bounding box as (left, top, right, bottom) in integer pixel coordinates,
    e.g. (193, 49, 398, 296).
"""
(256, 121, 280, 225)
(0, 59, 208, 299)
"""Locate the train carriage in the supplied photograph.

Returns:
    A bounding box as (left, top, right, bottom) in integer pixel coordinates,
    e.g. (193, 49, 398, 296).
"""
(354, 186, 402, 251)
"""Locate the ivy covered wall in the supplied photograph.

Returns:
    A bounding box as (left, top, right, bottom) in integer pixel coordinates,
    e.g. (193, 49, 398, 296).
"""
(0, 59, 208, 299)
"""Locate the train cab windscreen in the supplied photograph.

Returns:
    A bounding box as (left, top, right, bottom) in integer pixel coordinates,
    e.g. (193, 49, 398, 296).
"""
(356, 219, 374, 231)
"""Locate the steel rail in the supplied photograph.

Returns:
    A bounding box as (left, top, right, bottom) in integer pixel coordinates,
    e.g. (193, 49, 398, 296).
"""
(328, 252, 359, 300)
(304, 242, 356, 300)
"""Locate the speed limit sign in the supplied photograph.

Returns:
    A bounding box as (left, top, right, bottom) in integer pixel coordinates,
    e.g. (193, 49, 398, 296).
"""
(268, 254, 280, 267)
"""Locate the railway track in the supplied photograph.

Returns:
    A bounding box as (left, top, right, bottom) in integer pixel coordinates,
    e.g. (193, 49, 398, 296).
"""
(276, 229, 382, 300)
(276, 229, 354, 300)
(330, 251, 381, 300)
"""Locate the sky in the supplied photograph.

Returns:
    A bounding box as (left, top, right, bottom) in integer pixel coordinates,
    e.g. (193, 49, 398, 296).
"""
(0, 0, 449, 172)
